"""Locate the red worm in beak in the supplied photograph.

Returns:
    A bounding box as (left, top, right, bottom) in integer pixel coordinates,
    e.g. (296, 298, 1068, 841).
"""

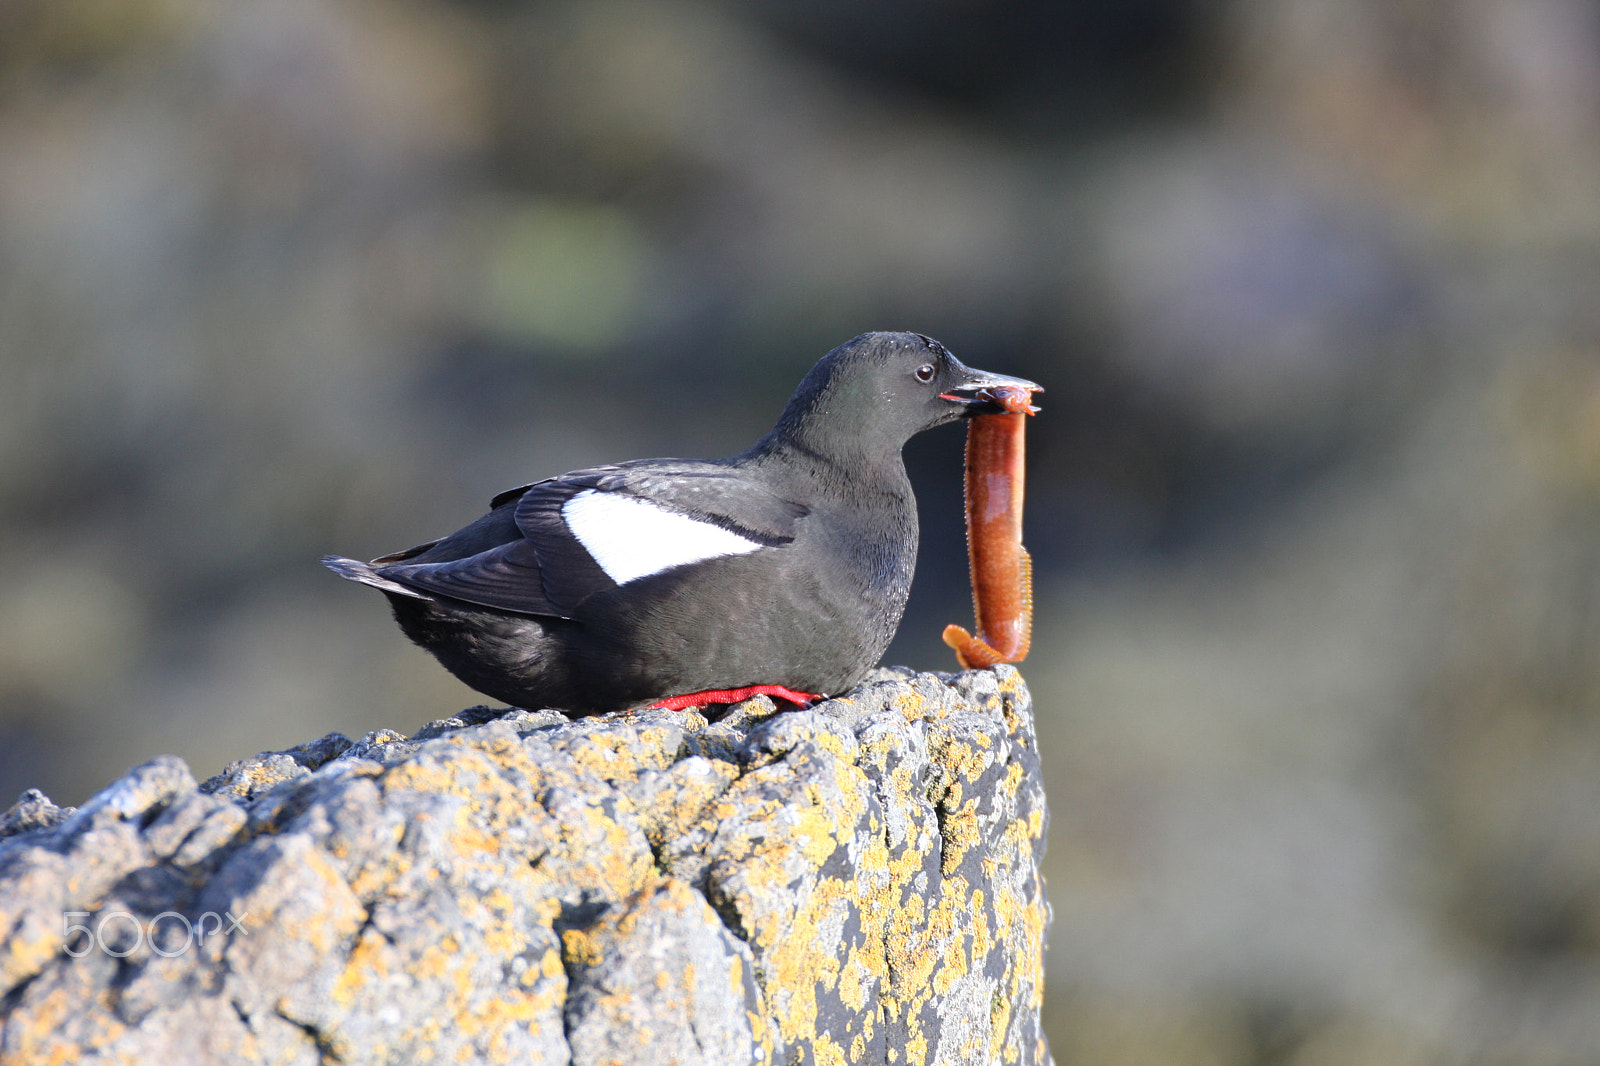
(943, 385, 1038, 669)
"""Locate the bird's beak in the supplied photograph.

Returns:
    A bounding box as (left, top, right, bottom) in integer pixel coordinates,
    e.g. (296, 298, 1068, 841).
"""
(940, 366, 1043, 415)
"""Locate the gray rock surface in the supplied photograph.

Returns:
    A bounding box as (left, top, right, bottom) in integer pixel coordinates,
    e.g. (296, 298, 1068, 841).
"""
(0, 666, 1050, 1065)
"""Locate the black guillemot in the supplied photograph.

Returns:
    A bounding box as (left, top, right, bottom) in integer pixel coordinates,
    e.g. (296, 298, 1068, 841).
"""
(323, 331, 1039, 716)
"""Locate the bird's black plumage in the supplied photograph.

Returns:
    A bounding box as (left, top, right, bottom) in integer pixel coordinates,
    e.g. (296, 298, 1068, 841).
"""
(323, 331, 1039, 716)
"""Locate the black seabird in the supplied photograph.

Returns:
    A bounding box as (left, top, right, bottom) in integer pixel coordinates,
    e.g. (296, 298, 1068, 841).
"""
(323, 331, 1039, 716)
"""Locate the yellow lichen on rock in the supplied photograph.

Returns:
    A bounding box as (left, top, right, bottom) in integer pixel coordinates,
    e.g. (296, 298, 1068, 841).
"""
(0, 668, 1048, 1065)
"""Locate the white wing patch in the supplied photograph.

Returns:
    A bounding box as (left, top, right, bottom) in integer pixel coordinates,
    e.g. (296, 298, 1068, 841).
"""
(562, 490, 764, 585)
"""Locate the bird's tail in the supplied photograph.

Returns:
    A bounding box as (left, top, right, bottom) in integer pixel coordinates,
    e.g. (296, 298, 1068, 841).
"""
(320, 555, 432, 600)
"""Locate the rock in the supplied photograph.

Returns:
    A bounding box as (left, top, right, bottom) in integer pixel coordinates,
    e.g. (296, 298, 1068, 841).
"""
(0, 788, 74, 839)
(0, 666, 1051, 1065)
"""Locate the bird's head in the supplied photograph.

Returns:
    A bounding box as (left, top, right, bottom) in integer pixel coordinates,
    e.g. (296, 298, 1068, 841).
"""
(769, 332, 1041, 462)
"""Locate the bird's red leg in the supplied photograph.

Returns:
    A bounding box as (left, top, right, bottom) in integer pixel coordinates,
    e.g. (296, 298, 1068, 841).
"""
(943, 385, 1037, 669)
(647, 684, 822, 712)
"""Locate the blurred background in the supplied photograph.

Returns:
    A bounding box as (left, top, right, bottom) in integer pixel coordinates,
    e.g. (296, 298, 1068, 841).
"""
(3, 0, 1600, 1060)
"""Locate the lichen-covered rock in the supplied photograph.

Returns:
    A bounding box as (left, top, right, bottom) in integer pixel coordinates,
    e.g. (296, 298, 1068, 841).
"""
(0, 666, 1050, 1066)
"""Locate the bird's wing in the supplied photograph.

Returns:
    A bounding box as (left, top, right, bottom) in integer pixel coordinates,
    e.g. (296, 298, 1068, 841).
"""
(373, 534, 570, 618)
(373, 460, 806, 618)
(367, 488, 569, 616)
(561, 460, 807, 541)
(515, 460, 807, 609)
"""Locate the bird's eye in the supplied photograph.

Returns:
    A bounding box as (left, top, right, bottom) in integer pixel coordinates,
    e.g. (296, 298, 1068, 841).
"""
(915, 363, 936, 383)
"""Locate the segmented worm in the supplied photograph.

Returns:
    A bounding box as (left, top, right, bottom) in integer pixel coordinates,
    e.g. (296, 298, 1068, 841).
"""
(942, 385, 1039, 669)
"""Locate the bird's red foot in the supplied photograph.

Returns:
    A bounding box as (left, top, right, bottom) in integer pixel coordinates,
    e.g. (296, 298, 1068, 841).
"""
(647, 685, 822, 712)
